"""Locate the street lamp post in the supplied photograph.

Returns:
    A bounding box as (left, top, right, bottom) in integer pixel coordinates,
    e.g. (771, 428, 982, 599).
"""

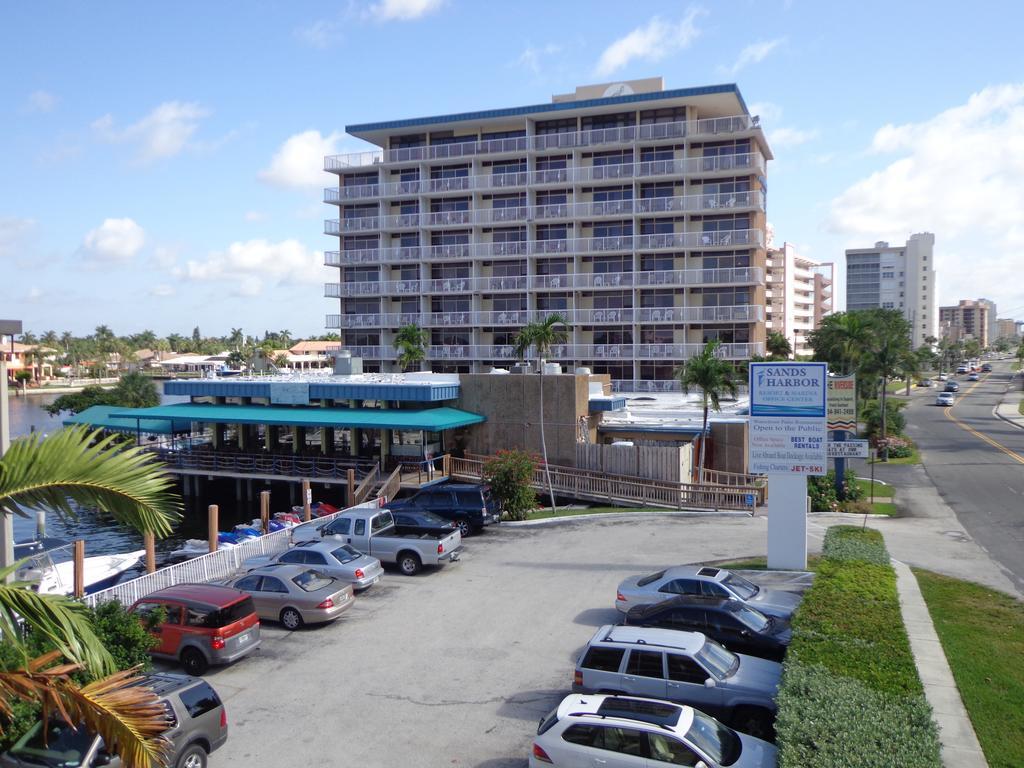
(0, 320, 24, 579)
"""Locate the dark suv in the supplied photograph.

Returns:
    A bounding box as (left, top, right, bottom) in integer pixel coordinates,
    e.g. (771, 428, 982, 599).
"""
(0, 673, 227, 768)
(388, 482, 500, 537)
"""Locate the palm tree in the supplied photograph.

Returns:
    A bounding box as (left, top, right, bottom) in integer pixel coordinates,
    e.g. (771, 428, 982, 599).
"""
(227, 327, 244, 351)
(765, 331, 792, 361)
(226, 350, 247, 370)
(675, 340, 738, 479)
(393, 324, 429, 372)
(0, 427, 183, 766)
(864, 336, 905, 461)
(513, 314, 569, 512)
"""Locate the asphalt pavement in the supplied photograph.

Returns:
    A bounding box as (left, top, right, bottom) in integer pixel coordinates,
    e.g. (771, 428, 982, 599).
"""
(893, 361, 1024, 592)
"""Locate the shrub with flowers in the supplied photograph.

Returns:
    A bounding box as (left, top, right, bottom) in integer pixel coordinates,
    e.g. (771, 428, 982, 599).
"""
(483, 449, 538, 521)
(874, 435, 914, 459)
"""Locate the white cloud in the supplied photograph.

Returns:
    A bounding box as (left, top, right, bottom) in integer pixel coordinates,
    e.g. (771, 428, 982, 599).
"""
(295, 18, 342, 48)
(80, 218, 145, 264)
(594, 8, 705, 77)
(720, 38, 784, 76)
(516, 43, 562, 76)
(175, 239, 327, 297)
(828, 84, 1024, 309)
(26, 90, 57, 113)
(366, 0, 444, 21)
(769, 126, 818, 148)
(260, 130, 343, 188)
(747, 101, 783, 124)
(92, 101, 211, 164)
(0, 217, 36, 261)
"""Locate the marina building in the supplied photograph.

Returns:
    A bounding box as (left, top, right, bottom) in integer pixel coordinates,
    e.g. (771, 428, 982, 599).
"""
(323, 77, 772, 392)
(765, 238, 833, 357)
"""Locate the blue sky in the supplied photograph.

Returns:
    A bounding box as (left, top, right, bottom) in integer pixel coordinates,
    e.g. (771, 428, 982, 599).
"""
(3, 0, 1023, 339)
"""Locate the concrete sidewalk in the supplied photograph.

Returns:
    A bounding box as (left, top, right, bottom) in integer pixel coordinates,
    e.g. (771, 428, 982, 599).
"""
(994, 383, 1023, 429)
(893, 561, 988, 768)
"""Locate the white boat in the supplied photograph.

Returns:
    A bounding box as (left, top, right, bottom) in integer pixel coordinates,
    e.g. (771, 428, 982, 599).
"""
(14, 539, 144, 596)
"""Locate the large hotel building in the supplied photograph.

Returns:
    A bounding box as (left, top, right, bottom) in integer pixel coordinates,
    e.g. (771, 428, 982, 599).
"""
(324, 78, 772, 392)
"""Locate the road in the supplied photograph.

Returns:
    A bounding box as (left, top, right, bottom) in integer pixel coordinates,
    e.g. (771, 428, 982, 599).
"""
(901, 361, 1024, 591)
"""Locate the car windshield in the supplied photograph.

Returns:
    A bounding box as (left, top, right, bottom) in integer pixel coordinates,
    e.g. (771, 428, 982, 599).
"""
(10, 720, 95, 767)
(292, 570, 334, 592)
(637, 569, 667, 587)
(695, 637, 738, 679)
(729, 603, 770, 632)
(720, 572, 758, 599)
(330, 545, 362, 564)
(195, 596, 255, 628)
(685, 709, 741, 766)
(419, 512, 451, 526)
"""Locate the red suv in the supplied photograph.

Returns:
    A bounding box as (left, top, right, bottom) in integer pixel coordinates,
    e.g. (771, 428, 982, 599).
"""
(131, 584, 261, 676)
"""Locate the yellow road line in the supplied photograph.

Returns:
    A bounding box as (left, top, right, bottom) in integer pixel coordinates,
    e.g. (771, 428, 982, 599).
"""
(943, 374, 1024, 465)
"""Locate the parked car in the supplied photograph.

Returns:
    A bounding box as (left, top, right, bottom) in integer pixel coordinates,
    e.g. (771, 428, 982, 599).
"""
(915, 378, 933, 387)
(573, 625, 781, 738)
(967, 372, 980, 381)
(936, 392, 955, 407)
(223, 565, 354, 629)
(130, 584, 261, 676)
(0, 673, 227, 768)
(244, 539, 383, 591)
(623, 596, 791, 661)
(616, 566, 801, 620)
(388, 482, 500, 537)
(530, 694, 777, 768)
(318, 507, 462, 576)
(389, 509, 458, 537)
(944, 381, 960, 392)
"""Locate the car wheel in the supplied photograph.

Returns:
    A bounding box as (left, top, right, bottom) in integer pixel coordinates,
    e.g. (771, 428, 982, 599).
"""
(180, 647, 208, 676)
(280, 607, 304, 630)
(733, 706, 774, 741)
(175, 743, 208, 768)
(398, 551, 422, 576)
(455, 518, 472, 538)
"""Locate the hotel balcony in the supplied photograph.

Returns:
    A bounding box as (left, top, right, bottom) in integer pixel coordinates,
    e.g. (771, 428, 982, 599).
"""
(324, 115, 759, 171)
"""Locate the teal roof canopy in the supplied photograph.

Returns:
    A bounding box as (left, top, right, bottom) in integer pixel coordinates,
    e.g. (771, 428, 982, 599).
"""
(63, 405, 192, 435)
(108, 403, 485, 431)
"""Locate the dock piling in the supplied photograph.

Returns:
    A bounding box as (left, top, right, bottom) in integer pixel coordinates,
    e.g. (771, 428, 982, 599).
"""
(208, 505, 219, 552)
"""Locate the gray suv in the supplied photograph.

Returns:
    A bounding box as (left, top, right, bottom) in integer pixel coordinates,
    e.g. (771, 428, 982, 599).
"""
(573, 625, 781, 739)
(0, 673, 227, 768)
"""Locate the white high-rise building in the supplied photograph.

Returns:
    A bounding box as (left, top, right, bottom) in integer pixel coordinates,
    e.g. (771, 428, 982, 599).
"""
(845, 232, 936, 348)
(765, 238, 833, 357)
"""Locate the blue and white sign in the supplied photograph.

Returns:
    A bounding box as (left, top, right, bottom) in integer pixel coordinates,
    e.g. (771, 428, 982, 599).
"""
(749, 362, 828, 418)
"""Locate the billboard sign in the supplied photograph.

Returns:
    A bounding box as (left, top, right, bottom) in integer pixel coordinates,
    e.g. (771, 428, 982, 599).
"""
(827, 439, 869, 458)
(827, 375, 857, 432)
(749, 363, 828, 418)
(749, 362, 828, 476)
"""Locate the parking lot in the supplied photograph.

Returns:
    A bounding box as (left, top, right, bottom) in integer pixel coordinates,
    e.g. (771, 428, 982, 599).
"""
(184, 513, 808, 767)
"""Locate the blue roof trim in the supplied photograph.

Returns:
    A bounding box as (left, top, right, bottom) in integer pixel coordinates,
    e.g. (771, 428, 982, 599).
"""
(589, 397, 628, 413)
(347, 84, 748, 134)
(164, 379, 459, 403)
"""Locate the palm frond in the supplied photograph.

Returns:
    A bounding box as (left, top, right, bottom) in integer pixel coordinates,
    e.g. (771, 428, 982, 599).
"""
(0, 563, 115, 676)
(0, 426, 181, 537)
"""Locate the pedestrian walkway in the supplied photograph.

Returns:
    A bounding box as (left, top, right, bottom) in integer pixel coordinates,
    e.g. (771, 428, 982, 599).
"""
(893, 560, 988, 768)
(994, 385, 1023, 429)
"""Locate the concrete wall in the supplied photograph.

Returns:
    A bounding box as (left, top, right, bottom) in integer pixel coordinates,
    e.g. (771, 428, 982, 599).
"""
(455, 373, 591, 466)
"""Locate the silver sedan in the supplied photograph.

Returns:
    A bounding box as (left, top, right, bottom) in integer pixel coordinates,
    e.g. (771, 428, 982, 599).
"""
(224, 565, 354, 630)
(244, 540, 384, 591)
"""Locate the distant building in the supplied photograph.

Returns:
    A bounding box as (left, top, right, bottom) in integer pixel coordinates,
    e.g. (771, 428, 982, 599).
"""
(845, 232, 936, 348)
(995, 318, 1018, 341)
(977, 298, 998, 344)
(765, 238, 833, 357)
(939, 299, 990, 348)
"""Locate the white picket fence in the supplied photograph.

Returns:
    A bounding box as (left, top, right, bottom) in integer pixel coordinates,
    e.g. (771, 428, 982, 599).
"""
(83, 500, 383, 608)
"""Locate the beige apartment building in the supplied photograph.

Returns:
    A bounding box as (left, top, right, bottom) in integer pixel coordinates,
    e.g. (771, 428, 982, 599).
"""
(765, 237, 833, 357)
(995, 318, 1018, 341)
(323, 78, 772, 392)
(939, 299, 991, 347)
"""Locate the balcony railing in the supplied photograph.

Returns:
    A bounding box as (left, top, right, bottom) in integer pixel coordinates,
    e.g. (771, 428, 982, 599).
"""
(322, 153, 766, 200)
(315, 342, 764, 363)
(324, 115, 758, 170)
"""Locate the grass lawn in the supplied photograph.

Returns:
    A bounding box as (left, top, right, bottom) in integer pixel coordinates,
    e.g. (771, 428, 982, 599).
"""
(523, 505, 667, 521)
(1019, 398, 1024, 416)
(854, 478, 894, 498)
(914, 569, 1024, 768)
(869, 445, 921, 465)
(866, 501, 897, 515)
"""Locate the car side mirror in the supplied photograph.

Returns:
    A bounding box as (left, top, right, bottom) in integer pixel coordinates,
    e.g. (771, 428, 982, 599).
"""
(704, 678, 716, 688)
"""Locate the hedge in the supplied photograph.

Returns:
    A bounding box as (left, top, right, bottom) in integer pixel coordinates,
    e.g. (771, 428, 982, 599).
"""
(776, 526, 941, 768)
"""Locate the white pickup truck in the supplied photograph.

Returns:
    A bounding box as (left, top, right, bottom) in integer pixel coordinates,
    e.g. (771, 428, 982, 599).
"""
(316, 508, 462, 576)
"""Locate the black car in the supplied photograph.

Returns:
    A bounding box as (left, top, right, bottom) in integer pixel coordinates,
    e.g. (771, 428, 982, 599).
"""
(945, 381, 960, 392)
(622, 595, 792, 661)
(981, 363, 993, 372)
(388, 482, 501, 537)
(389, 509, 458, 537)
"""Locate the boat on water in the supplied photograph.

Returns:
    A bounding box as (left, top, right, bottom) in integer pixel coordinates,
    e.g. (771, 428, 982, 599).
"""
(14, 538, 144, 596)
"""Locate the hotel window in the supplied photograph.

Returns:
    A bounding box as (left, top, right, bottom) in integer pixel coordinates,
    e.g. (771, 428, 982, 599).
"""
(536, 258, 569, 275)
(430, 263, 470, 279)
(491, 227, 526, 243)
(491, 260, 525, 276)
(640, 107, 686, 125)
(535, 118, 577, 135)
(591, 149, 632, 167)
(640, 182, 676, 199)
(642, 253, 679, 271)
(343, 266, 379, 283)
(536, 155, 569, 169)
(591, 185, 633, 202)
(536, 189, 568, 205)
(640, 218, 674, 235)
(343, 299, 379, 315)
(640, 145, 678, 162)
(536, 293, 570, 310)
(431, 297, 470, 312)
(593, 291, 631, 309)
(390, 134, 425, 149)
(397, 264, 418, 281)
(491, 295, 526, 312)
(641, 328, 674, 343)
(429, 164, 469, 179)
(491, 193, 526, 209)
(431, 330, 470, 345)
(397, 297, 419, 314)
(343, 235, 377, 251)
(431, 231, 470, 245)
(640, 290, 674, 308)
(592, 220, 632, 238)
(537, 224, 568, 241)
(594, 329, 632, 344)
(430, 197, 470, 212)
(591, 255, 632, 273)
(581, 112, 634, 130)
(639, 362, 675, 381)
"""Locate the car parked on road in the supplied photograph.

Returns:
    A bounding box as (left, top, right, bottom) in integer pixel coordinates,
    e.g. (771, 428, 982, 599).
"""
(130, 584, 261, 676)
(616, 566, 801, 620)
(389, 509, 459, 537)
(223, 565, 354, 629)
(244, 539, 383, 591)
(388, 482, 501, 537)
(0, 673, 227, 768)
(530, 694, 777, 768)
(944, 381, 960, 392)
(623, 596, 791, 661)
(936, 392, 955, 407)
(573, 626, 781, 738)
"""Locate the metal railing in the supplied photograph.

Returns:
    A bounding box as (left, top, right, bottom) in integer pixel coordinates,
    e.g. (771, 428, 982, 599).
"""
(324, 115, 758, 170)
(153, 448, 377, 481)
(83, 501, 383, 607)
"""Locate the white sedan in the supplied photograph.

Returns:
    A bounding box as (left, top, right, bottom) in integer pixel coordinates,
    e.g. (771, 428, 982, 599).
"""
(936, 392, 955, 407)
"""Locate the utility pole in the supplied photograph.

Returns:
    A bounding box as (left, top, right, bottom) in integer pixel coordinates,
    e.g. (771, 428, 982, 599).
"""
(0, 320, 24, 580)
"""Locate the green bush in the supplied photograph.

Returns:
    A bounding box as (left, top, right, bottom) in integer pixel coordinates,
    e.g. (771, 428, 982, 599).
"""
(876, 435, 914, 458)
(483, 449, 538, 521)
(776, 664, 940, 768)
(861, 398, 906, 440)
(776, 526, 941, 767)
(807, 469, 862, 511)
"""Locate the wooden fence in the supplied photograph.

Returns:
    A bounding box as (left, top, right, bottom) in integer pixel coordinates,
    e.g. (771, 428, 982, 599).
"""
(575, 443, 692, 484)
